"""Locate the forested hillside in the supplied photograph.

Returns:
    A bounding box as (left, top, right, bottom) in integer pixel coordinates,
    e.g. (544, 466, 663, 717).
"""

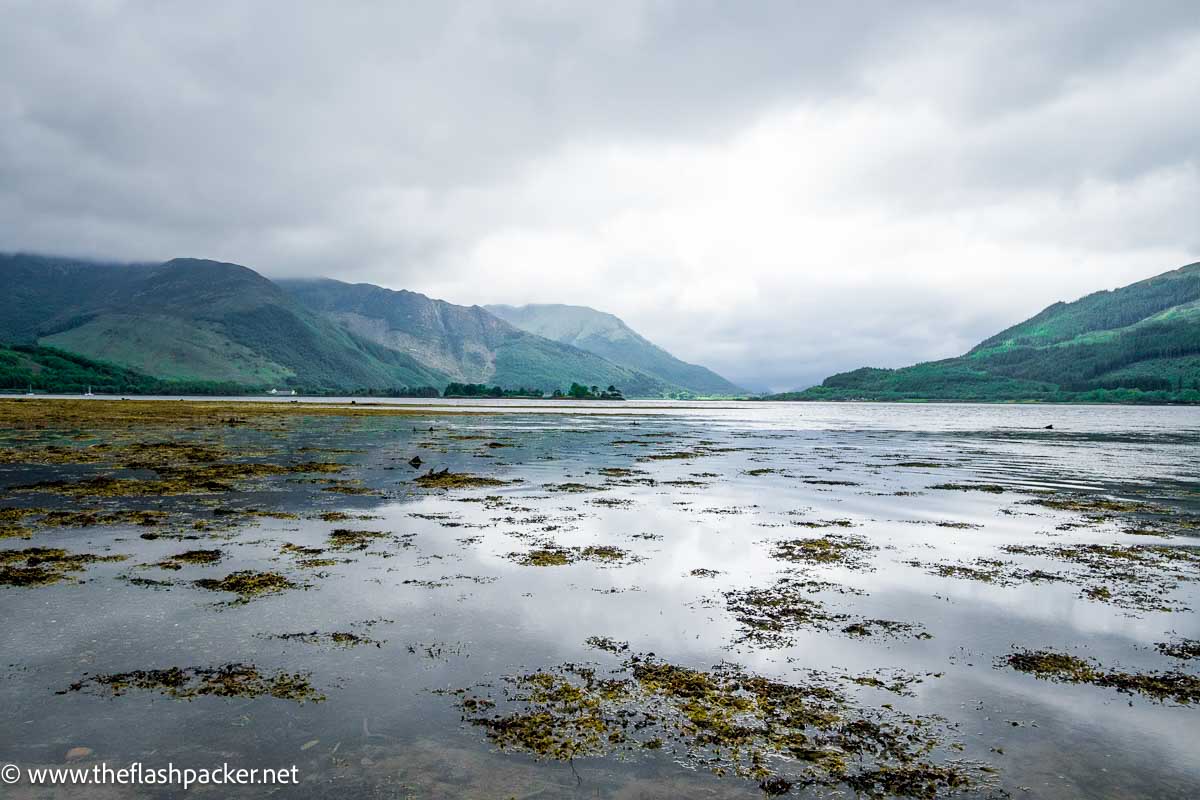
(773, 262, 1200, 403)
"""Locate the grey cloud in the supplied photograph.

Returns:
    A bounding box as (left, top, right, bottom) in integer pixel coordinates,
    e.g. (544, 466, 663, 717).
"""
(1, 1, 1197, 391)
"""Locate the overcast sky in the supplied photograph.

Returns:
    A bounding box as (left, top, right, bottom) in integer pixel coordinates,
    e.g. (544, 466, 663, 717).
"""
(2, 2, 1198, 391)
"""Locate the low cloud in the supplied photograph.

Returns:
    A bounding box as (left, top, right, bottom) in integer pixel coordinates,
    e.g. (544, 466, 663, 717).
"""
(2, 1, 1197, 391)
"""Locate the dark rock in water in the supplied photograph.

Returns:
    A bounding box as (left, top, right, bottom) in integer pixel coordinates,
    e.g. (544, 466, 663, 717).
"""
(759, 776, 793, 795)
(408, 456, 422, 468)
(1044, 424, 1054, 429)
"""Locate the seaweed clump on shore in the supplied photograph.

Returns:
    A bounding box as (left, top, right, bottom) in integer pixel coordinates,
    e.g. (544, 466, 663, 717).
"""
(0, 547, 127, 587)
(268, 630, 383, 649)
(1156, 638, 1200, 661)
(771, 533, 877, 570)
(155, 549, 223, 570)
(506, 544, 638, 567)
(450, 653, 989, 796)
(0, 507, 44, 539)
(194, 570, 298, 601)
(724, 576, 928, 647)
(1003, 649, 1200, 705)
(1001, 542, 1200, 612)
(414, 469, 508, 490)
(327, 529, 387, 551)
(59, 663, 323, 702)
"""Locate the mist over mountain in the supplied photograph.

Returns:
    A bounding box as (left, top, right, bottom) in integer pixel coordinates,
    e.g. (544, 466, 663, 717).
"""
(281, 279, 675, 396)
(486, 303, 744, 396)
(0, 254, 737, 397)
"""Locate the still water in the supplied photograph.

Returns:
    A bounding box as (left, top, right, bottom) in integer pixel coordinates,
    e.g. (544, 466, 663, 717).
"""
(1, 400, 1197, 798)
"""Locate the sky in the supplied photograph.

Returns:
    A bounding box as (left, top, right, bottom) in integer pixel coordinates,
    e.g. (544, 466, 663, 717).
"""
(2, 2, 1198, 392)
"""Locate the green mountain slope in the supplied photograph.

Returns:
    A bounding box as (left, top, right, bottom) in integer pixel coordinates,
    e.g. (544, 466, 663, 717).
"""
(0, 343, 249, 395)
(283, 280, 673, 396)
(774, 262, 1200, 403)
(485, 303, 743, 396)
(0, 254, 448, 392)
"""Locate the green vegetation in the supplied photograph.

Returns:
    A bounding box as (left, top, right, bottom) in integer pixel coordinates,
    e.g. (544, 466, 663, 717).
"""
(282, 277, 678, 396)
(1, 255, 737, 397)
(1, 254, 447, 394)
(1004, 649, 1200, 704)
(486, 302, 746, 395)
(448, 653, 983, 794)
(0, 546, 127, 587)
(550, 382, 624, 400)
(60, 664, 323, 702)
(0, 343, 255, 395)
(770, 262, 1200, 403)
(443, 382, 543, 398)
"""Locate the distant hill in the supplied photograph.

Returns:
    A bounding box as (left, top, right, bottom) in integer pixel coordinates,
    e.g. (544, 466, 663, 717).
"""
(0, 343, 251, 395)
(0, 254, 447, 392)
(770, 262, 1200, 404)
(485, 303, 743, 396)
(282, 279, 673, 396)
(0, 254, 709, 397)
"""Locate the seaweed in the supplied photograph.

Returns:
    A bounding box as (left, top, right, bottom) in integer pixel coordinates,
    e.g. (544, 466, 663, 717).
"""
(0, 547, 127, 587)
(928, 483, 1007, 494)
(194, 570, 298, 600)
(327, 529, 387, 551)
(268, 630, 383, 648)
(1000, 542, 1200, 612)
(506, 544, 638, 567)
(59, 663, 323, 702)
(543, 482, 605, 493)
(414, 469, 507, 489)
(1155, 638, 1200, 661)
(724, 576, 927, 647)
(155, 548, 223, 570)
(584, 636, 630, 654)
(450, 654, 989, 795)
(905, 557, 1064, 587)
(771, 534, 877, 570)
(1003, 649, 1200, 705)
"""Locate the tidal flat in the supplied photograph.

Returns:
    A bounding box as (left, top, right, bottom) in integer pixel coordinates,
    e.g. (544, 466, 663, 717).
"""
(1, 397, 1198, 798)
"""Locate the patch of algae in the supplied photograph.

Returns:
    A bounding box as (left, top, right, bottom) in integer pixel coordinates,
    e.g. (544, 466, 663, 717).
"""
(0, 398, 454, 431)
(1156, 638, 1200, 661)
(194, 570, 298, 601)
(449, 653, 990, 797)
(59, 664, 323, 702)
(0, 547, 127, 586)
(1001, 542, 1200, 612)
(327, 529, 388, 551)
(414, 469, 508, 490)
(37, 508, 168, 529)
(904, 558, 1064, 587)
(771, 533, 877, 570)
(506, 544, 639, 567)
(268, 630, 383, 649)
(154, 549, 224, 570)
(724, 576, 930, 647)
(11, 459, 335, 498)
(0, 507, 45, 539)
(1029, 495, 1160, 516)
(1003, 649, 1200, 705)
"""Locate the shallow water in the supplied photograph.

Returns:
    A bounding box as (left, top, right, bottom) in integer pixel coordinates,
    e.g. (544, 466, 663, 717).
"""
(1, 400, 1198, 798)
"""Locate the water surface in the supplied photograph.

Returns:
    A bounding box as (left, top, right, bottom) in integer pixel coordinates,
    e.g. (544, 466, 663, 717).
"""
(1, 400, 1197, 798)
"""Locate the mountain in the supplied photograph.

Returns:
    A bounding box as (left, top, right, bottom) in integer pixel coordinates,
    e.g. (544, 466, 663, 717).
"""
(281, 279, 672, 396)
(771, 262, 1200, 403)
(485, 303, 744, 396)
(0, 254, 447, 391)
(0, 254, 684, 396)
